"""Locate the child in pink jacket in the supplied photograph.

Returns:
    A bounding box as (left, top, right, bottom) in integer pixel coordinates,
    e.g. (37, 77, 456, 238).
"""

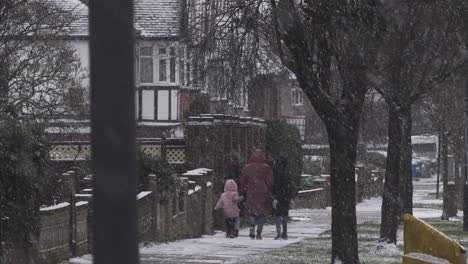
(214, 179, 243, 238)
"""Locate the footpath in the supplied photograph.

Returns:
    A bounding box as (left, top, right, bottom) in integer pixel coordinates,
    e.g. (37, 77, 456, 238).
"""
(67, 176, 443, 264)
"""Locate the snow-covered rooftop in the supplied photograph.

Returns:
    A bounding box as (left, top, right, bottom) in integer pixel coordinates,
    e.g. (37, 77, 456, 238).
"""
(52, 0, 182, 39)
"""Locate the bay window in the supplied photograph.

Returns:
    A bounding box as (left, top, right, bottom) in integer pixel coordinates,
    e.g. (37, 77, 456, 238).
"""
(179, 59, 185, 86)
(170, 47, 176, 83)
(137, 44, 182, 122)
(159, 48, 167, 82)
(139, 47, 153, 83)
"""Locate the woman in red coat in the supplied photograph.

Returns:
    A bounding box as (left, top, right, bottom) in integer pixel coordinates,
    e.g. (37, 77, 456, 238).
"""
(240, 148, 274, 240)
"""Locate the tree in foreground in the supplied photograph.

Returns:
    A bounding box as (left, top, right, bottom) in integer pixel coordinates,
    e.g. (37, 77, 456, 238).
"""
(372, 0, 467, 243)
(190, 0, 384, 262)
(265, 119, 303, 201)
(0, 0, 86, 259)
(0, 118, 57, 255)
(0, 0, 86, 121)
(420, 77, 465, 220)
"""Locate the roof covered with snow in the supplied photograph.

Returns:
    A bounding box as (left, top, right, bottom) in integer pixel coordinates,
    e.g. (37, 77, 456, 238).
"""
(52, 0, 182, 39)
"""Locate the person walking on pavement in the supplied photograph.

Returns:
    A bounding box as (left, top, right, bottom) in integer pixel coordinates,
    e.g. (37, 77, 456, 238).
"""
(224, 153, 242, 237)
(272, 156, 293, 240)
(214, 179, 244, 238)
(240, 148, 274, 240)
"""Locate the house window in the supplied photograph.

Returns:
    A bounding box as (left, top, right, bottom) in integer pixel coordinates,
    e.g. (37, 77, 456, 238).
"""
(159, 48, 167, 82)
(291, 88, 304, 105)
(192, 59, 199, 87)
(170, 47, 176, 83)
(139, 47, 153, 83)
(179, 59, 185, 86)
(179, 48, 185, 86)
(286, 116, 306, 141)
(157, 47, 178, 84)
(186, 62, 191, 86)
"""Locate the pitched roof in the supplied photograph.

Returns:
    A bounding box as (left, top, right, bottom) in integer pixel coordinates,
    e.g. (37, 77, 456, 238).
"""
(53, 0, 182, 39)
(134, 0, 182, 38)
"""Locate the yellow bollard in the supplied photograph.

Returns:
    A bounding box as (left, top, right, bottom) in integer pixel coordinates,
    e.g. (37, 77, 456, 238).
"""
(403, 214, 466, 264)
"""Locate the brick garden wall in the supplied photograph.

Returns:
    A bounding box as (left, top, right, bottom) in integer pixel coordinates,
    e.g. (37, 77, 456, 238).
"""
(186, 114, 267, 197)
(186, 114, 266, 227)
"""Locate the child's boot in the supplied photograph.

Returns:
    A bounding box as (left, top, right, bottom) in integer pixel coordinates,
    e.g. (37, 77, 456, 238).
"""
(256, 232, 262, 240)
(249, 226, 255, 239)
(234, 229, 239, 238)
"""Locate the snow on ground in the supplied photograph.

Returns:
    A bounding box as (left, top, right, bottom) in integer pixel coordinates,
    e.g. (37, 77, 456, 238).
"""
(415, 199, 443, 205)
(65, 175, 449, 264)
(66, 222, 331, 264)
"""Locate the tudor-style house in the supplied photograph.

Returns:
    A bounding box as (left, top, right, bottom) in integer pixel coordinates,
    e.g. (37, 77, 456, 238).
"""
(53, 0, 187, 138)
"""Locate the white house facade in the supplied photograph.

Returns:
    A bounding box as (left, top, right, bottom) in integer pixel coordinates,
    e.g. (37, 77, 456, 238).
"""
(54, 0, 187, 138)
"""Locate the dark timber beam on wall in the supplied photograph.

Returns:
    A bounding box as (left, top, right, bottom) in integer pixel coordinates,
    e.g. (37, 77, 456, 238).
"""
(89, 1, 139, 264)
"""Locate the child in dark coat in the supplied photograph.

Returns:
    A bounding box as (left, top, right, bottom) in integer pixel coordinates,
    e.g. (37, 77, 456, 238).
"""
(214, 179, 243, 238)
(272, 156, 292, 240)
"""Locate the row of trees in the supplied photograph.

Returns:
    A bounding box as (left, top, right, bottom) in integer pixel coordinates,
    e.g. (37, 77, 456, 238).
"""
(0, 0, 87, 258)
(0, 0, 87, 120)
(1, 0, 467, 262)
(188, 0, 468, 262)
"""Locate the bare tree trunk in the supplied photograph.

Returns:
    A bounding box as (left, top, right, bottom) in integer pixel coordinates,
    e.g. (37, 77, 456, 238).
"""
(380, 107, 401, 243)
(400, 106, 413, 216)
(0, 218, 3, 264)
(442, 129, 449, 220)
(327, 121, 360, 264)
(454, 150, 462, 210)
(436, 132, 441, 199)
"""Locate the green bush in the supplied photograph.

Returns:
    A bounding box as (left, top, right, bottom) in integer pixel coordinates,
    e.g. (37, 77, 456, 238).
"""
(266, 119, 303, 200)
(137, 151, 181, 192)
(184, 93, 210, 119)
(0, 118, 57, 243)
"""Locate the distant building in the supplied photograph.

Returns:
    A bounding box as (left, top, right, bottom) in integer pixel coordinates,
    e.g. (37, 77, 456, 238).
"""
(52, 0, 186, 139)
(248, 71, 323, 143)
(412, 135, 438, 159)
(51, 0, 325, 144)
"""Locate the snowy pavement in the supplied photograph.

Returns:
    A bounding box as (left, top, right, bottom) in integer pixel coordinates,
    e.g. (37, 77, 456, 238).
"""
(66, 215, 331, 264)
(65, 176, 445, 264)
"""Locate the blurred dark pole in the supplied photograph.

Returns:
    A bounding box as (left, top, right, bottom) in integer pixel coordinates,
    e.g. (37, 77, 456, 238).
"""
(436, 132, 441, 199)
(89, 0, 139, 263)
(464, 76, 468, 231)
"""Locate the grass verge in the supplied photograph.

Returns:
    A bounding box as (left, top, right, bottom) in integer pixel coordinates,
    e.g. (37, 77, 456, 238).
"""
(413, 203, 443, 210)
(233, 219, 467, 264)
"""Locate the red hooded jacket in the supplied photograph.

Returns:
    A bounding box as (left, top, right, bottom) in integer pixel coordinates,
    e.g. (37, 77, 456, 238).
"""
(240, 149, 274, 216)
